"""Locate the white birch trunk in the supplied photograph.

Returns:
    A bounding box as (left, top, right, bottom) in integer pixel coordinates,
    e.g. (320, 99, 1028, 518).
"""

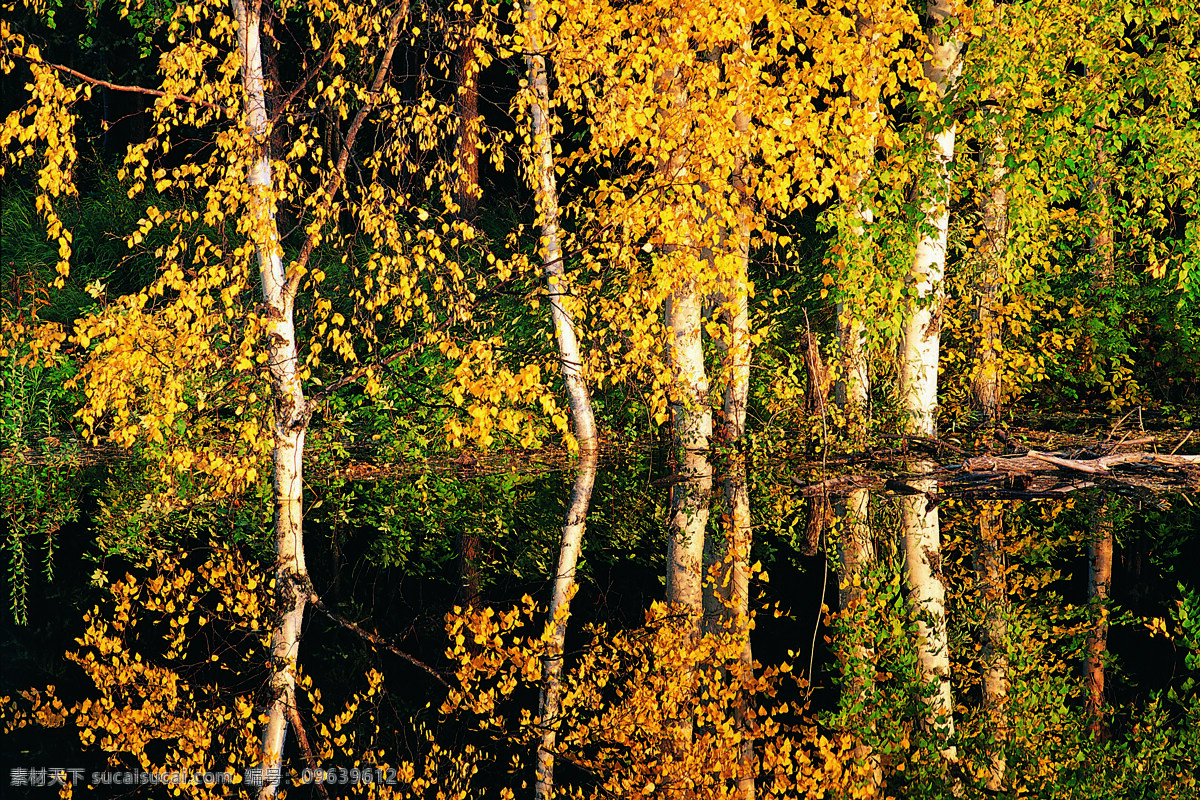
(652, 31, 709, 632)
(900, 0, 962, 766)
(231, 1, 310, 796)
(713, 230, 753, 796)
(533, 452, 599, 800)
(523, 0, 597, 454)
(901, 489, 954, 762)
(666, 280, 711, 625)
(523, 7, 602, 797)
(836, 487, 882, 790)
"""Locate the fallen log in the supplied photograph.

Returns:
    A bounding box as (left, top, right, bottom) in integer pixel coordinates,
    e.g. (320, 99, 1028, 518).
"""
(791, 449, 1199, 499)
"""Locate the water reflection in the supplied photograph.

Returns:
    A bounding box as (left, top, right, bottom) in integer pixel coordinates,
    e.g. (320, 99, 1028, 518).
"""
(3, 446, 1197, 799)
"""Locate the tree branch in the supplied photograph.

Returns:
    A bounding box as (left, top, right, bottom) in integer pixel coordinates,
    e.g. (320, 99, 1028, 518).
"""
(308, 592, 452, 689)
(283, 0, 411, 306)
(11, 52, 224, 112)
(285, 704, 331, 800)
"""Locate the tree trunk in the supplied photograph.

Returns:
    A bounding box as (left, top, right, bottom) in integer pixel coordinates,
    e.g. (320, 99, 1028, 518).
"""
(1084, 501, 1113, 739)
(900, 0, 962, 766)
(662, 80, 711, 756)
(533, 451, 599, 800)
(836, 487, 882, 790)
(834, 6, 882, 434)
(231, 1, 310, 796)
(973, 501, 1008, 791)
(970, 117, 1008, 425)
(457, 527, 482, 609)
(523, 0, 597, 454)
(901, 488, 955, 762)
(454, 2, 481, 220)
(713, 197, 754, 800)
(653, 33, 709, 634)
(523, 5, 602, 797)
(666, 280, 711, 629)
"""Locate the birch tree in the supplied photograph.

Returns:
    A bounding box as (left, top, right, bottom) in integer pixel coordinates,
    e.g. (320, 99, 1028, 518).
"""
(2, 0, 472, 790)
(899, 0, 962, 766)
(518, 0, 602, 793)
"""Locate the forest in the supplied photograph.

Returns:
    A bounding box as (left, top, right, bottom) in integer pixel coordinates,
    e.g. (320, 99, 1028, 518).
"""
(1, 0, 1199, 797)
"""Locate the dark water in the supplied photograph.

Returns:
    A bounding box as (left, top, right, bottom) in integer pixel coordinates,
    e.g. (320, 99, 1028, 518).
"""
(2, 449, 1198, 797)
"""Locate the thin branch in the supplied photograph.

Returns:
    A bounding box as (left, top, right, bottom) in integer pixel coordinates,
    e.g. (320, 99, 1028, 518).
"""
(11, 53, 223, 112)
(283, 1, 411, 306)
(268, 44, 336, 126)
(285, 704, 331, 800)
(308, 592, 452, 689)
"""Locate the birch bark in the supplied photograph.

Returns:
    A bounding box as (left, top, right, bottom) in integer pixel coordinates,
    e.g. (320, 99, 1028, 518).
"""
(971, 118, 1008, 424)
(836, 488, 882, 789)
(533, 453, 599, 800)
(523, 0, 597, 454)
(231, 2, 309, 795)
(523, 4, 602, 796)
(900, 0, 962, 766)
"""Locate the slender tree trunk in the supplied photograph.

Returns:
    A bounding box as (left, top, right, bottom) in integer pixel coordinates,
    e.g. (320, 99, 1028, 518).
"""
(454, 1, 481, 220)
(523, 0, 597, 454)
(533, 452, 599, 800)
(524, 5, 602, 797)
(660, 67, 711, 760)
(834, 6, 882, 433)
(973, 502, 1008, 791)
(666, 281, 711, 628)
(836, 487, 882, 791)
(832, 16, 882, 789)
(1084, 501, 1113, 739)
(1082, 104, 1114, 743)
(970, 116, 1008, 425)
(232, 1, 310, 796)
(457, 528, 482, 609)
(653, 32, 708, 634)
(714, 148, 755, 800)
(900, 0, 962, 766)
(901, 491, 955, 761)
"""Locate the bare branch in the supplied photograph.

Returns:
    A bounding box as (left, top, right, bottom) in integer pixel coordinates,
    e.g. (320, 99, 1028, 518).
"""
(11, 52, 224, 113)
(283, 0, 411, 305)
(308, 592, 452, 689)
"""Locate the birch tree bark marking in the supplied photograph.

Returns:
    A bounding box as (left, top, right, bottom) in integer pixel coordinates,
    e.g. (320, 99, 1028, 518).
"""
(900, 0, 963, 767)
(231, 1, 309, 795)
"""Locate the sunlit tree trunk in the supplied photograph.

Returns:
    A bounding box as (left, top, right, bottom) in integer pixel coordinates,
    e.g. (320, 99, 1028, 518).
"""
(453, 1, 481, 220)
(651, 32, 709, 633)
(524, 5, 601, 797)
(1084, 501, 1113, 739)
(899, 0, 962, 766)
(970, 114, 1008, 425)
(714, 108, 755, 800)
(973, 501, 1008, 791)
(523, 0, 597, 455)
(901, 493, 955, 762)
(232, 1, 310, 795)
(665, 279, 711, 627)
(533, 452, 599, 800)
(834, 4, 882, 432)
